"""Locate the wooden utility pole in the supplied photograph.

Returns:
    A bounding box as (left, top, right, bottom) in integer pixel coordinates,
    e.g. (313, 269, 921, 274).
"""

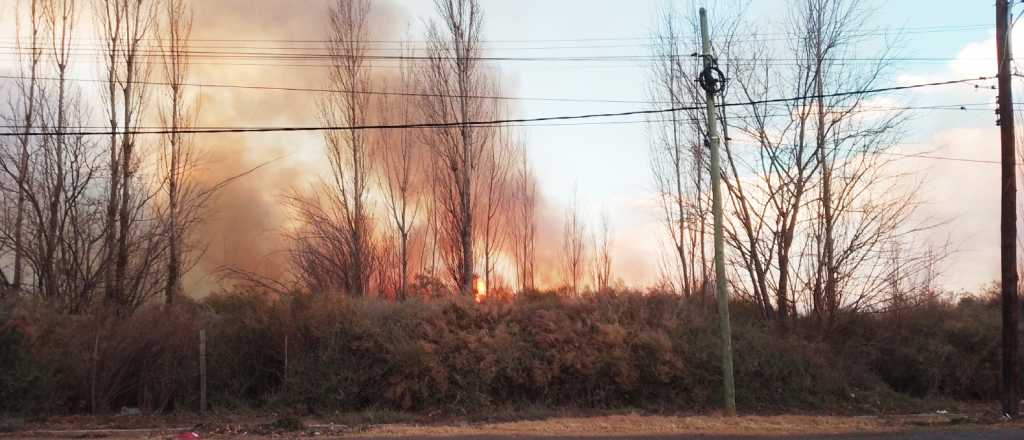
(699, 7, 736, 416)
(996, 0, 1020, 419)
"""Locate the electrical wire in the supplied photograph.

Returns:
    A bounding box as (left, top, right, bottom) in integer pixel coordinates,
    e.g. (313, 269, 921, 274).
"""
(0, 75, 995, 137)
(0, 23, 991, 46)
(0, 74, 999, 107)
(0, 47, 988, 64)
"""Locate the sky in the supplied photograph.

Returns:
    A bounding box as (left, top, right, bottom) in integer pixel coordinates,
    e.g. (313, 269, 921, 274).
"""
(0, 0, 1013, 293)
(387, 0, 1001, 292)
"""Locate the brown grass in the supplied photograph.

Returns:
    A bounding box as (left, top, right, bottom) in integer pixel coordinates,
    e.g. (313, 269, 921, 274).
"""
(355, 414, 892, 437)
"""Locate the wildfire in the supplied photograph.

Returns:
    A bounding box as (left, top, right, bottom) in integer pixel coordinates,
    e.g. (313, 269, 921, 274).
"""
(474, 277, 487, 303)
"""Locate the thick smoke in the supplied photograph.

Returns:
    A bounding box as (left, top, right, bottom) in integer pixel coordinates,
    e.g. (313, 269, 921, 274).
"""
(181, 0, 354, 293)
(177, 0, 582, 295)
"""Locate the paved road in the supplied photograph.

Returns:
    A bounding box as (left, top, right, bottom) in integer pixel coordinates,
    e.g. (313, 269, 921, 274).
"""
(347, 430, 1024, 440)
(9, 425, 1023, 439)
(7, 429, 1023, 439)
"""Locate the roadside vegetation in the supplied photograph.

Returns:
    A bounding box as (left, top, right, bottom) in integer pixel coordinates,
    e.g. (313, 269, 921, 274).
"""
(0, 287, 1007, 416)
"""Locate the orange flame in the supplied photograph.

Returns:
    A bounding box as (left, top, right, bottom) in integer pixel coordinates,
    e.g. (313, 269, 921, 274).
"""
(474, 278, 487, 303)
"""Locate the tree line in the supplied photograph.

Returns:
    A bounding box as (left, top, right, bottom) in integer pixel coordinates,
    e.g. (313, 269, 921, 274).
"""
(0, 0, 554, 311)
(649, 0, 945, 328)
(0, 0, 950, 322)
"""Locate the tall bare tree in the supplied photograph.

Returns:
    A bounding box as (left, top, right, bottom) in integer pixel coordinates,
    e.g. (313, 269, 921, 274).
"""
(1, 0, 45, 293)
(785, 0, 916, 323)
(159, 0, 195, 305)
(380, 48, 423, 300)
(722, 9, 814, 321)
(561, 188, 587, 296)
(722, 0, 918, 324)
(95, 0, 164, 312)
(420, 0, 487, 295)
(95, 0, 122, 306)
(650, 0, 923, 325)
(38, 0, 77, 301)
(648, 3, 712, 299)
(319, 0, 374, 296)
(592, 209, 613, 293)
(422, 153, 443, 283)
(479, 122, 515, 291)
(0, 0, 110, 312)
(511, 148, 537, 292)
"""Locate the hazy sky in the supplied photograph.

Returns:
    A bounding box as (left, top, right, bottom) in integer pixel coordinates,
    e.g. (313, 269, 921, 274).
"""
(386, 0, 1000, 291)
(0, 0, 1012, 292)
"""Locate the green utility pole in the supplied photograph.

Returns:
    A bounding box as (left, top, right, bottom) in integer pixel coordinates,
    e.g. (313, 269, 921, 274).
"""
(699, 7, 736, 416)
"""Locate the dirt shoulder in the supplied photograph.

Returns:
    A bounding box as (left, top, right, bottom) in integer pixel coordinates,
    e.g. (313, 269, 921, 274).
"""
(343, 414, 1013, 438)
(3, 412, 1023, 439)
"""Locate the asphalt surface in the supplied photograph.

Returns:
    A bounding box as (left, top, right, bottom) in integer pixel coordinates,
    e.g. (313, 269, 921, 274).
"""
(347, 430, 1024, 440)
(5, 429, 1023, 439)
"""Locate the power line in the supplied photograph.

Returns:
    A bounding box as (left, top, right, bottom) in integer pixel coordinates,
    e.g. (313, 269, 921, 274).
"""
(867, 150, 1009, 166)
(0, 23, 991, 45)
(0, 47, 986, 64)
(0, 103, 1000, 133)
(0, 74, 655, 104)
(0, 74, 998, 107)
(0, 101, 998, 132)
(0, 55, 969, 71)
(0, 75, 995, 138)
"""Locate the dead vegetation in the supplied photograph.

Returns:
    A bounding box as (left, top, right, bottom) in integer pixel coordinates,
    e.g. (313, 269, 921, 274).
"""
(0, 288, 1015, 417)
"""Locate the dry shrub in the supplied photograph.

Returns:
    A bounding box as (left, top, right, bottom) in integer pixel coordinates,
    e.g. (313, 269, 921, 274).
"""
(828, 296, 1003, 400)
(204, 291, 290, 408)
(0, 288, 1016, 416)
(196, 290, 854, 412)
(3, 298, 204, 413)
(0, 299, 62, 414)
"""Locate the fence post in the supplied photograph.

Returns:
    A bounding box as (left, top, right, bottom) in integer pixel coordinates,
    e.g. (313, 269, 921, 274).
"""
(283, 334, 289, 391)
(199, 328, 207, 414)
(91, 331, 99, 413)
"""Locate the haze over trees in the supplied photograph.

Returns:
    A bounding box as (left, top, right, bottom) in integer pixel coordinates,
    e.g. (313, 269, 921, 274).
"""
(0, 0, 1020, 420)
(0, 0, 974, 324)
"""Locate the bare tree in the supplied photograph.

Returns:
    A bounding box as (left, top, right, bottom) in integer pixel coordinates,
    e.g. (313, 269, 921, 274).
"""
(722, 11, 814, 322)
(379, 47, 423, 300)
(115, 0, 159, 311)
(287, 190, 357, 294)
(648, 2, 713, 299)
(95, 0, 164, 313)
(38, 0, 77, 301)
(785, 0, 917, 323)
(479, 121, 515, 292)
(158, 0, 195, 305)
(650, 0, 923, 325)
(561, 188, 587, 296)
(511, 148, 537, 292)
(592, 209, 613, 292)
(0, 0, 45, 294)
(422, 153, 443, 283)
(0, 0, 110, 312)
(720, 0, 919, 325)
(420, 0, 487, 295)
(319, 0, 375, 296)
(884, 241, 947, 315)
(95, 0, 122, 306)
